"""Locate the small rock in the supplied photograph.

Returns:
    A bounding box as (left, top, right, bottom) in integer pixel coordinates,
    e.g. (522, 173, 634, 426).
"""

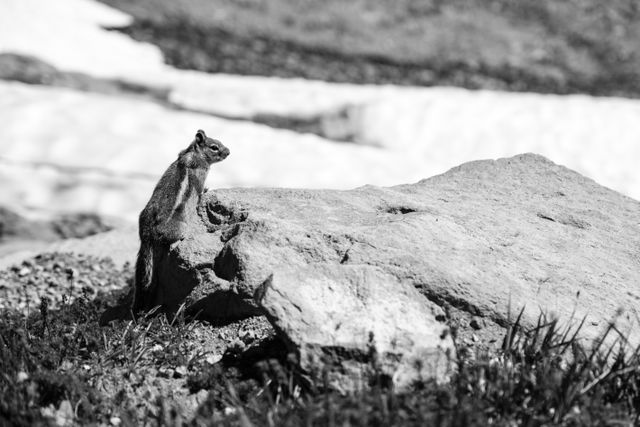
(227, 339, 246, 354)
(17, 267, 29, 277)
(110, 416, 121, 426)
(158, 367, 174, 378)
(82, 285, 95, 295)
(457, 346, 474, 359)
(40, 405, 55, 420)
(174, 365, 188, 378)
(195, 389, 208, 405)
(470, 318, 483, 330)
(55, 400, 74, 426)
(205, 354, 223, 365)
(64, 267, 77, 280)
(16, 371, 29, 382)
(239, 329, 256, 344)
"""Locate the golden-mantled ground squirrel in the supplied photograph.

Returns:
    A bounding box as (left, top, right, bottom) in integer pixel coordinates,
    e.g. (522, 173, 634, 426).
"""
(132, 129, 229, 314)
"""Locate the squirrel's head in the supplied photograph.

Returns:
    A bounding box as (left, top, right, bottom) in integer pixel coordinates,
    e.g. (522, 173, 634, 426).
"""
(193, 129, 230, 164)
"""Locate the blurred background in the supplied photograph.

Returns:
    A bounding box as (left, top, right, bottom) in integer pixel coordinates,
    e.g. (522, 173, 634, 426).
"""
(1, 0, 640, 251)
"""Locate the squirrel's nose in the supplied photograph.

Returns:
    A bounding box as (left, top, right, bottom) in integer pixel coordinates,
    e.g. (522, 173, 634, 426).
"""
(221, 147, 230, 158)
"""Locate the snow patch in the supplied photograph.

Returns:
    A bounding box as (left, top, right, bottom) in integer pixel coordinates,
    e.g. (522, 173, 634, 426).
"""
(0, 0, 165, 79)
(0, 82, 426, 220)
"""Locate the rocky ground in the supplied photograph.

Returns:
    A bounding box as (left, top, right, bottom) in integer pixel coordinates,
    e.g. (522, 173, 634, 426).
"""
(0, 53, 169, 103)
(0, 253, 126, 313)
(0, 251, 278, 426)
(0, 207, 113, 242)
(101, 0, 640, 98)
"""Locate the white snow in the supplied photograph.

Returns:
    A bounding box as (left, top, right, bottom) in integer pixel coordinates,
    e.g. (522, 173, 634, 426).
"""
(0, 0, 166, 79)
(0, 82, 425, 220)
(1, 0, 640, 223)
(355, 89, 640, 199)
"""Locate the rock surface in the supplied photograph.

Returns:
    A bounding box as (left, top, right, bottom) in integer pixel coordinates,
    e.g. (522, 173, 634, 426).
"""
(160, 153, 640, 350)
(257, 263, 455, 391)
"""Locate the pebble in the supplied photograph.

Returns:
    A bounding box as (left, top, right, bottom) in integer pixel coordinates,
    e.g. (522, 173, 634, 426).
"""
(195, 389, 209, 405)
(174, 365, 188, 378)
(206, 354, 223, 365)
(0, 252, 131, 314)
(227, 339, 246, 354)
(470, 317, 483, 330)
(55, 400, 74, 426)
(158, 367, 174, 378)
(239, 329, 256, 343)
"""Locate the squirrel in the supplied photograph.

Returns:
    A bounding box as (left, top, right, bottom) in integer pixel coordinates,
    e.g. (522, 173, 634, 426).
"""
(131, 129, 230, 314)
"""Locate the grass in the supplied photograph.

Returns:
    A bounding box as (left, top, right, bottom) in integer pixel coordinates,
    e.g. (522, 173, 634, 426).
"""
(99, 0, 640, 97)
(185, 312, 640, 426)
(1, 269, 640, 426)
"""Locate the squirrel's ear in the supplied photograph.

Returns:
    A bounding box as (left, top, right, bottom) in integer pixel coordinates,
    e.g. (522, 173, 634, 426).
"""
(195, 130, 206, 145)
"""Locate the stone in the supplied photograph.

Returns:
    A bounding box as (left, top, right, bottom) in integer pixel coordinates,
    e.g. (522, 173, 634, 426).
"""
(174, 365, 188, 378)
(152, 154, 640, 347)
(470, 318, 483, 330)
(257, 263, 455, 392)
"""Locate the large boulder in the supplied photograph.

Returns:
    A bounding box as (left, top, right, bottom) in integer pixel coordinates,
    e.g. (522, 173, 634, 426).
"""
(148, 153, 640, 358)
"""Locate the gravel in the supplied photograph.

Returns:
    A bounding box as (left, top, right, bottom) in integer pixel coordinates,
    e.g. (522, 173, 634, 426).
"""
(0, 252, 132, 313)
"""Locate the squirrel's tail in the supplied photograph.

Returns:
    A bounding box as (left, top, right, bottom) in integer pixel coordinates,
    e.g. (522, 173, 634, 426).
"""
(132, 240, 154, 314)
